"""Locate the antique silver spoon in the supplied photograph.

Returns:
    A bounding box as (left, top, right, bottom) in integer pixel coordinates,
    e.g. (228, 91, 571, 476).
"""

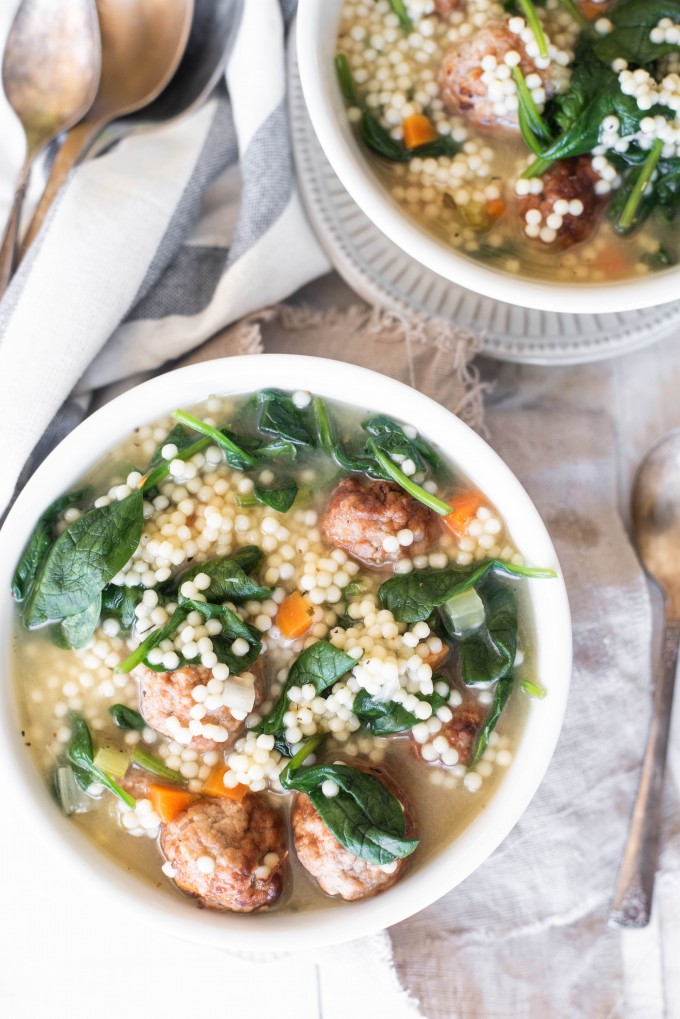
(90, 0, 235, 156)
(609, 428, 680, 928)
(19, 0, 194, 259)
(0, 0, 101, 295)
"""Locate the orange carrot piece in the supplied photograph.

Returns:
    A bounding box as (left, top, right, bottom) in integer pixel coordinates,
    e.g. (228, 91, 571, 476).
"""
(579, 0, 604, 19)
(403, 114, 438, 150)
(202, 765, 250, 802)
(485, 198, 506, 220)
(148, 784, 197, 822)
(442, 492, 484, 540)
(423, 645, 450, 669)
(277, 591, 314, 640)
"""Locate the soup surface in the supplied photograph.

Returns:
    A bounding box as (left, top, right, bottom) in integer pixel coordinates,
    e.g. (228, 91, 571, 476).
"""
(12, 390, 552, 913)
(335, 0, 680, 282)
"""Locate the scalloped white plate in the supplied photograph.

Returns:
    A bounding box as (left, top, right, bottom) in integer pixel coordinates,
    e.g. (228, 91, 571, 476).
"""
(289, 33, 680, 366)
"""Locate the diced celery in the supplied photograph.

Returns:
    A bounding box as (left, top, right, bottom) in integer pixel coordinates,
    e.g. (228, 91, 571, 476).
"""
(93, 746, 129, 779)
(56, 766, 90, 816)
(221, 679, 256, 715)
(441, 587, 485, 636)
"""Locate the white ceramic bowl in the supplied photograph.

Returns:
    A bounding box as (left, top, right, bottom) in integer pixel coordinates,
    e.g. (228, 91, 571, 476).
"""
(296, 0, 679, 315)
(0, 355, 571, 950)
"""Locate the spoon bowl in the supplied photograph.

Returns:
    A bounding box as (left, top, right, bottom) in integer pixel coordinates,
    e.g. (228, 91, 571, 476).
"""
(610, 429, 680, 928)
(19, 0, 195, 258)
(89, 0, 235, 158)
(0, 0, 100, 293)
(632, 429, 680, 619)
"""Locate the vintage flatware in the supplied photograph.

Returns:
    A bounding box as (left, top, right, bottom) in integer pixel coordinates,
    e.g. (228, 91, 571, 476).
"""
(610, 428, 680, 928)
(0, 0, 100, 295)
(90, 0, 235, 156)
(19, 0, 194, 259)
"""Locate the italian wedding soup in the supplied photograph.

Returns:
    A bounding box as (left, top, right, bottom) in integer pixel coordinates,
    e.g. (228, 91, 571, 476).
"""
(336, 0, 680, 282)
(12, 390, 554, 912)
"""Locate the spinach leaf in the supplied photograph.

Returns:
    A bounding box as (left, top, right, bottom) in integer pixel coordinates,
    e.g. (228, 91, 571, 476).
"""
(24, 490, 144, 629)
(109, 704, 145, 730)
(130, 746, 184, 784)
(388, 0, 412, 32)
(378, 561, 555, 623)
(353, 686, 448, 735)
(362, 415, 427, 472)
(231, 544, 266, 574)
(148, 423, 196, 469)
(172, 410, 257, 470)
(12, 487, 91, 602)
(593, 0, 680, 64)
(455, 586, 518, 686)
(257, 641, 358, 741)
(281, 761, 419, 864)
(117, 599, 262, 676)
(67, 712, 135, 807)
(470, 675, 514, 767)
(253, 480, 298, 513)
(641, 243, 677, 268)
(51, 596, 102, 650)
(258, 390, 315, 447)
(101, 584, 144, 634)
(177, 555, 272, 603)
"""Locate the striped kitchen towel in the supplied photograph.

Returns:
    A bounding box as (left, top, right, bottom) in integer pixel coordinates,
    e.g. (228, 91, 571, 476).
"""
(0, 0, 329, 516)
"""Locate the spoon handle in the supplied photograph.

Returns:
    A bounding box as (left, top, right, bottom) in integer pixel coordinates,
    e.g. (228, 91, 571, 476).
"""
(18, 119, 99, 262)
(609, 617, 680, 928)
(0, 159, 30, 297)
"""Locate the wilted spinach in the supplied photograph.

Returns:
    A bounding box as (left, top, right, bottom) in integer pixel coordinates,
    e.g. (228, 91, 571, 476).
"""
(281, 740, 419, 864)
(109, 704, 146, 730)
(24, 490, 144, 629)
(353, 685, 448, 735)
(256, 641, 358, 745)
(177, 553, 272, 603)
(378, 560, 554, 623)
(67, 712, 135, 807)
(12, 487, 91, 603)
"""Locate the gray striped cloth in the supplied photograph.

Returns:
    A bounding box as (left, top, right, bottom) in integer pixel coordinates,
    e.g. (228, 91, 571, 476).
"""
(0, 0, 329, 515)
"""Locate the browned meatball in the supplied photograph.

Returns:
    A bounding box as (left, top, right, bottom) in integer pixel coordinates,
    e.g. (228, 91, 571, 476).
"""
(137, 659, 264, 752)
(120, 766, 155, 800)
(516, 156, 606, 249)
(438, 21, 558, 131)
(160, 794, 287, 912)
(321, 476, 435, 567)
(291, 765, 416, 901)
(413, 699, 487, 766)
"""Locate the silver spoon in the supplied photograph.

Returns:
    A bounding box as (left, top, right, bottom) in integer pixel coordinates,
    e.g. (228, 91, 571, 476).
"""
(0, 0, 101, 295)
(18, 0, 194, 260)
(609, 428, 680, 928)
(90, 0, 235, 156)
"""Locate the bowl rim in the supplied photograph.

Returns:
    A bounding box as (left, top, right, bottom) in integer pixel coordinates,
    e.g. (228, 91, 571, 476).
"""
(0, 353, 572, 950)
(295, 0, 679, 316)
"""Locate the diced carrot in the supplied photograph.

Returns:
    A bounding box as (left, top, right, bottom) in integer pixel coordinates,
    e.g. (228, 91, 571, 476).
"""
(485, 198, 506, 220)
(442, 492, 484, 540)
(148, 784, 197, 822)
(424, 645, 450, 669)
(596, 246, 631, 279)
(277, 591, 314, 640)
(403, 114, 438, 150)
(579, 1, 604, 18)
(202, 764, 250, 802)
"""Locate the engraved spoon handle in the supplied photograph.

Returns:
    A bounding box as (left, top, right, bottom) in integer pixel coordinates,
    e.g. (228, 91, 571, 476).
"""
(609, 617, 680, 928)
